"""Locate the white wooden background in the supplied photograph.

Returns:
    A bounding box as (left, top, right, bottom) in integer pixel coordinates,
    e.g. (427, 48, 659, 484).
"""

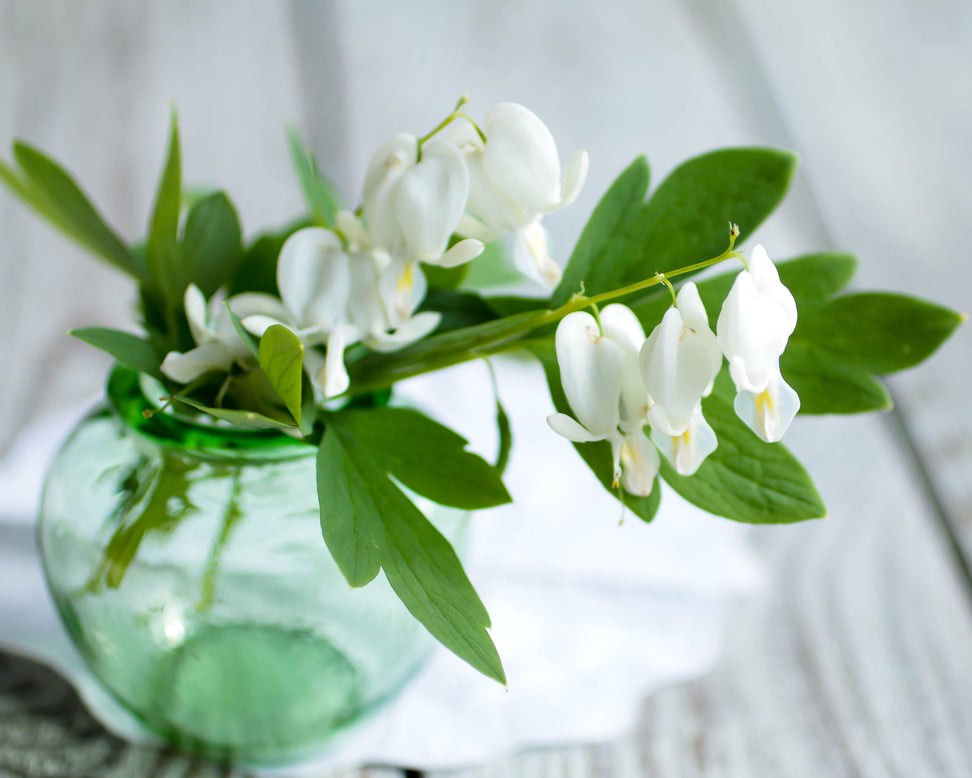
(1, 1, 970, 775)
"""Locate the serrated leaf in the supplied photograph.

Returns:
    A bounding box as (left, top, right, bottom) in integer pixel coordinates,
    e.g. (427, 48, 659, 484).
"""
(528, 339, 661, 523)
(182, 191, 242, 296)
(335, 407, 511, 510)
(5, 145, 146, 282)
(660, 374, 826, 523)
(173, 394, 297, 430)
(554, 149, 796, 305)
(320, 418, 505, 683)
(258, 324, 304, 426)
(287, 127, 341, 228)
(147, 113, 183, 298)
(70, 327, 165, 381)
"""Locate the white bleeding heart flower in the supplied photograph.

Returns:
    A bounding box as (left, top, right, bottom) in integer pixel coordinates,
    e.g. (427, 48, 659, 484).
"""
(160, 284, 290, 384)
(451, 102, 588, 287)
(651, 403, 718, 476)
(546, 308, 659, 495)
(361, 133, 483, 268)
(264, 227, 440, 398)
(717, 244, 799, 442)
(639, 282, 723, 438)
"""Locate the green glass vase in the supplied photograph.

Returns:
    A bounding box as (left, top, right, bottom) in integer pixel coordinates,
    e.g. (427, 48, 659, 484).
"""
(37, 366, 467, 764)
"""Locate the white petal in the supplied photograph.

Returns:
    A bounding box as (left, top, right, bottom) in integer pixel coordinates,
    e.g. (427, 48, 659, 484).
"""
(335, 209, 373, 249)
(717, 269, 791, 393)
(277, 227, 351, 331)
(318, 327, 352, 398)
(482, 102, 561, 214)
(749, 245, 797, 330)
(512, 220, 561, 287)
(362, 133, 417, 252)
(456, 213, 498, 242)
(160, 343, 233, 384)
(215, 293, 292, 347)
(652, 404, 718, 476)
(640, 302, 720, 435)
(239, 314, 281, 338)
(437, 238, 485, 268)
(366, 311, 441, 352)
(555, 311, 624, 437)
(394, 139, 469, 261)
(600, 304, 649, 431)
(734, 374, 801, 443)
(546, 413, 601, 443)
(378, 258, 428, 327)
(557, 149, 589, 211)
(619, 429, 661, 496)
(465, 150, 525, 233)
(184, 284, 213, 345)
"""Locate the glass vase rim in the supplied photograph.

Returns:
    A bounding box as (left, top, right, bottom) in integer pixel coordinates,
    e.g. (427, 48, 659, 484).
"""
(105, 364, 313, 461)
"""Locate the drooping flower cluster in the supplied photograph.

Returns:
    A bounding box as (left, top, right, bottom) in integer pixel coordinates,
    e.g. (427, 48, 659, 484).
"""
(160, 101, 588, 397)
(547, 245, 799, 496)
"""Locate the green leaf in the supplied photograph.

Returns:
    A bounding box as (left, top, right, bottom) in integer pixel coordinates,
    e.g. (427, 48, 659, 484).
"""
(258, 325, 304, 426)
(182, 191, 242, 296)
(555, 149, 796, 305)
(70, 327, 165, 381)
(660, 374, 826, 523)
(316, 430, 382, 587)
(528, 339, 661, 523)
(793, 293, 963, 374)
(422, 261, 469, 291)
(334, 407, 512, 510)
(173, 394, 298, 430)
(320, 419, 505, 683)
(5, 145, 146, 282)
(224, 302, 261, 360)
(147, 113, 184, 298)
(780, 341, 892, 413)
(552, 155, 650, 307)
(287, 127, 341, 228)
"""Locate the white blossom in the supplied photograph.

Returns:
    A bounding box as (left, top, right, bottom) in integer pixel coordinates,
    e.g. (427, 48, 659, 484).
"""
(451, 103, 588, 287)
(361, 133, 482, 268)
(546, 307, 659, 495)
(160, 284, 289, 384)
(639, 282, 722, 474)
(717, 245, 799, 442)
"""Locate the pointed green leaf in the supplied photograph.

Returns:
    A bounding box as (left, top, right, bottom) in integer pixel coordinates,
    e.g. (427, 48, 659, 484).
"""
(287, 127, 341, 228)
(555, 149, 796, 305)
(552, 155, 650, 307)
(6, 145, 146, 282)
(147, 113, 184, 298)
(660, 374, 826, 523)
(182, 191, 242, 296)
(322, 417, 505, 683)
(70, 327, 165, 381)
(173, 394, 297, 429)
(335, 407, 512, 510)
(528, 339, 662, 523)
(258, 324, 304, 426)
(316, 429, 382, 587)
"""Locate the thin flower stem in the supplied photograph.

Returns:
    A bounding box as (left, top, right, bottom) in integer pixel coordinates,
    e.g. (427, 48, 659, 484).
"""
(347, 245, 744, 394)
(417, 95, 475, 150)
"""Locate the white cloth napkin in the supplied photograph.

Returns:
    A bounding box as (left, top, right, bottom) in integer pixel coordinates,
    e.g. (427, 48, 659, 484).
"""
(0, 358, 763, 772)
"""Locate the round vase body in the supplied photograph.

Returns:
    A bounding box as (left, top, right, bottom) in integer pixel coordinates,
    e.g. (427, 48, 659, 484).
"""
(37, 367, 466, 764)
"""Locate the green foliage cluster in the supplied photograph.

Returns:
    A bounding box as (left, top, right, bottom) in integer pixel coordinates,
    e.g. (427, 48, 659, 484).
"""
(1, 121, 961, 683)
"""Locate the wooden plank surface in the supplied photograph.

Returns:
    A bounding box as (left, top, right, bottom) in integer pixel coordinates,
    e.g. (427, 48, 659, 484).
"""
(1, 0, 970, 776)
